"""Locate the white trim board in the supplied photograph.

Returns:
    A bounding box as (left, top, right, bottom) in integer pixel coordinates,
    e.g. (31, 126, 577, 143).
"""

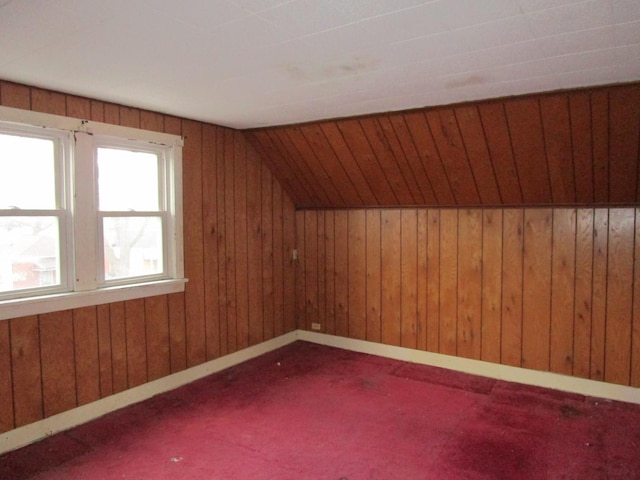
(0, 331, 298, 456)
(298, 331, 640, 406)
(2, 330, 639, 456)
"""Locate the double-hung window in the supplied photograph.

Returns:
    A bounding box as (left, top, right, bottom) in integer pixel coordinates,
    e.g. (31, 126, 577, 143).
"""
(0, 106, 185, 320)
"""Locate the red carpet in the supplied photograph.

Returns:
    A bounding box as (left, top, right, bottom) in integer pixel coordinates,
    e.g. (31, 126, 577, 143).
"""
(1, 341, 639, 479)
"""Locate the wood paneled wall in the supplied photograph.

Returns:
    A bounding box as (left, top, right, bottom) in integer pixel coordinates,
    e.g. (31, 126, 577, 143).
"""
(0, 81, 297, 434)
(247, 82, 640, 209)
(296, 207, 640, 387)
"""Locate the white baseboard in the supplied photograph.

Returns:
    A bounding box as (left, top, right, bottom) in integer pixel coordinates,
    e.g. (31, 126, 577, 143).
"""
(0, 331, 299, 456)
(297, 330, 640, 406)
(3, 329, 639, 456)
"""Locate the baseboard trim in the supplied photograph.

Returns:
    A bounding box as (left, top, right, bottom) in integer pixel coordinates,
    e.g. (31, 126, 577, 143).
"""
(297, 331, 640, 405)
(0, 331, 299, 456)
(3, 329, 639, 456)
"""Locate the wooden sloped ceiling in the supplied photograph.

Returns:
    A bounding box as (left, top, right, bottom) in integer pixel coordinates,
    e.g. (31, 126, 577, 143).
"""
(245, 82, 640, 209)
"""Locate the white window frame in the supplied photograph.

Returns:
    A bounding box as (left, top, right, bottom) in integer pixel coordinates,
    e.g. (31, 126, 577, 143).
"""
(0, 106, 186, 321)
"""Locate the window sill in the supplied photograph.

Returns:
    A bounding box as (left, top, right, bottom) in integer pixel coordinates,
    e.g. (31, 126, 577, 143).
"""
(0, 278, 188, 321)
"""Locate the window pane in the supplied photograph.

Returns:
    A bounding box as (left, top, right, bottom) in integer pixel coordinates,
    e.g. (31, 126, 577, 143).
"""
(97, 148, 159, 211)
(103, 216, 163, 280)
(0, 134, 56, 209)
(0, 216, 60, 293)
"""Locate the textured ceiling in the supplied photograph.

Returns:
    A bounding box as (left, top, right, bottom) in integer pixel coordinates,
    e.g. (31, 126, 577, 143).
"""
(0, 0, 639, 128)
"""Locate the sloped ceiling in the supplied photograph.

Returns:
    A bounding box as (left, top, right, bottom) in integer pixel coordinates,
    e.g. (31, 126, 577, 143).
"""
(0, 0, 639, 128)
(245, 82, 640, 208)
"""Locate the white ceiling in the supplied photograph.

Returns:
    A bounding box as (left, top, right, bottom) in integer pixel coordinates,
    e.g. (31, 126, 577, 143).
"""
(0, 0, 639, 128)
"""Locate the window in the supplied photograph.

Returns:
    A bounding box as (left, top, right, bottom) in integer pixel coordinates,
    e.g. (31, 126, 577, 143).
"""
(0, 106, 184, 320)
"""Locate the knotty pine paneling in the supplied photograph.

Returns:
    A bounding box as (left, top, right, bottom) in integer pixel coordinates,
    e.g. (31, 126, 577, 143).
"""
(0, 80, 297, 435)
(246, 82, 640, 209)
(297, 207, 640, 387)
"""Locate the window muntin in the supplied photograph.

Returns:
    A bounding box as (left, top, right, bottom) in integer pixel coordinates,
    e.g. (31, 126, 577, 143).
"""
(0, 106, 184, 315)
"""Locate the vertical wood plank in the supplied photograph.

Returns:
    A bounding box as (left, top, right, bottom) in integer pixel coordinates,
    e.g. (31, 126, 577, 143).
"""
(224, 129, 237, 353)
(325, 211, 337, 336)
(247, 148, 264, 345)
(366, 210, 382, 343)
(182, 120, 206, 366)
(90, 100, 105, 122)
(334, 211, 350, 337)
(283, 195, 297, 333)
(439, 209, 458, 355)
(124, 299, 147, 388)
(0, 321, 13, 433)
(501, 209, 524, 367)
(381, 210, 401, 346)
(202, 124, 220, 360)
(549, 209, 576, 375)
(66, 95, 91, 119)
(304, 211, 319, 332)
(72, 306, 100, 406)
(457, 209, 482, 359)
(96, 304, 113, 398)
(0, 81, 31, 109)
(140, 110, 164, 132)
(522, 209, 552, 371)
(590, 209, 608, 381)
(401, 210, 418, 348)
(103, 103, 119, 125)
(272, 177, 285, 338)
(118, 106, 140, 128)
(216, 128, 228, 356)
(234, 132, 250, 350)
(573, 209, 594, 379)
(481, 209, 502, 364)
(426, 210, 440, 352)
(167, 293, 187, 373)
(295, 211, 306, 330)
(605, 208, 634, 385)
(417, 209, 428, 351)
(40, 311, 76, 417)
(109, 302, 128, 392)
(31, 88, 66, 116)
(144, 296, 170, 381)
(9, 316, 42, 427)
(348, 210, 367, 340)
(317, 211, 326, 333)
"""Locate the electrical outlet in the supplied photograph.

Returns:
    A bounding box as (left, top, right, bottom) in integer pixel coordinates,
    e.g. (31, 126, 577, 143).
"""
(292, 249, 298, 261)
(311, 322, 321, 331)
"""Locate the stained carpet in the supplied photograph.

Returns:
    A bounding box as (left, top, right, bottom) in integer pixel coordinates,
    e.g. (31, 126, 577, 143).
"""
(1, 341, 639, 479)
